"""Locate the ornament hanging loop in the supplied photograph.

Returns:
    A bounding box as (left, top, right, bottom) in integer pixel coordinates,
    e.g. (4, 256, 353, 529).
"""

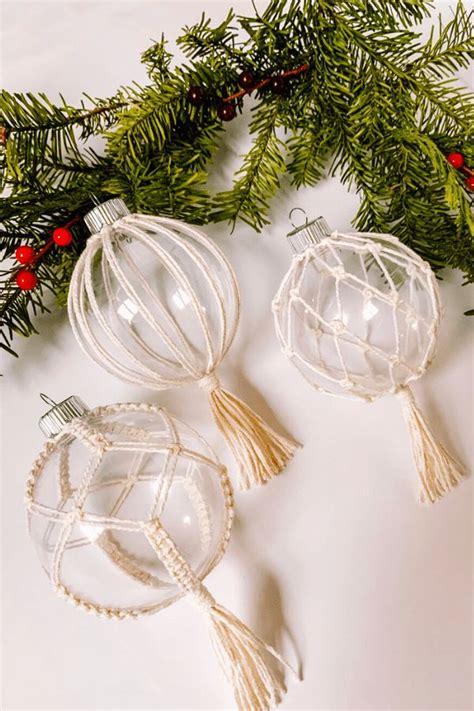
(39, 393, 58, 407)
(288, 207, 309, 230)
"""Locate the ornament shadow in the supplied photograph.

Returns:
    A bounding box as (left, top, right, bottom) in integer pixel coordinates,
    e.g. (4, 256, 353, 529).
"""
(229, 514, 304, 684)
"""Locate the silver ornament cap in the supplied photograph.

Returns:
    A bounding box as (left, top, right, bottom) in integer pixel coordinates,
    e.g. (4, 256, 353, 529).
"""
(287, 209, 332, 253)
(38, 394, 90, 438)
(84, 198, 130, 235)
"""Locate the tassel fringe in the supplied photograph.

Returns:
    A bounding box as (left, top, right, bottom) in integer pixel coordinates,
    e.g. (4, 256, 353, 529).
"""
(199, 372, 299, 490)
(145, 521, 298, 710)
(191, 588, 296, 711)
(398, 386, 465, 504)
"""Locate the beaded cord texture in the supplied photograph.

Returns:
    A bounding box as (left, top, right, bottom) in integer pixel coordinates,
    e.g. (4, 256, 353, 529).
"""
(25, 402, 233, 618)
(25, 403, 295, 710)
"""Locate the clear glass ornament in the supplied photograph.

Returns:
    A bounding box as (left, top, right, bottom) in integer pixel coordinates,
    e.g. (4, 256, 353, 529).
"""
(68, 199, 297, 491)
(25, 397, 293, 707)
(69, 200, 239, 388)
(273, 214, 440, 401)
(272, 212, 464, 503)
(27, 397, 232, 615)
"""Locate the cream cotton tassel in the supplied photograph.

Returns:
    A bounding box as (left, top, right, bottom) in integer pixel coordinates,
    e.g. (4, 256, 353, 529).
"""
(198, 371, 299, 490)
(145, 520, 297, 710)
(192, 588, 292, 711)
(398, 385, 465, 503)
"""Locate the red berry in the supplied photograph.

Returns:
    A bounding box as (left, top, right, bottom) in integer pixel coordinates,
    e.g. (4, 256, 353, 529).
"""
(187, 85, 205, 106)
(217, 102, 236, 122)
(16, 270, 38, 290)
(466, 175, 474, 191)
(53, 226, 73, 246)
(269, 76, 286, 94)
(447, 152, 464, 169)
(238, 70, 256, 89)
(15, 245, 36, 265)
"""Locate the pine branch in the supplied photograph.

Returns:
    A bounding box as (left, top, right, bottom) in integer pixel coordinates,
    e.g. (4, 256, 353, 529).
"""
(407, 2, 474, 78)
(213, 98, 286, 228)
(1, 0, 474, 357)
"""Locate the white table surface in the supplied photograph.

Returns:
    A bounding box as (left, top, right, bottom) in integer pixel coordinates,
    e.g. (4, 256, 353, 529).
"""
(1, 2, 472, 709)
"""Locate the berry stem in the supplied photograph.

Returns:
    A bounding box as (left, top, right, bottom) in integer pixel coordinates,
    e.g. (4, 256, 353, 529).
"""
(223, 62, 310, 103)
(7, 215, 82, 285)
(460, 164, 474, 177)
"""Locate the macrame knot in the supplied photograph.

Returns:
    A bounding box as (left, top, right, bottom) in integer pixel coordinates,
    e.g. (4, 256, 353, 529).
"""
(64, 509, 83, 525)
(143, 519, 163, 538)
(65, 419, 110, 452)
(198, 371, 221, 392)
(189, 583, 216, 611)
(333, 265, 346, 279)
(168, 444, 182, 457)
(397, 385, 415, 406)
(331, 319, 346, 334)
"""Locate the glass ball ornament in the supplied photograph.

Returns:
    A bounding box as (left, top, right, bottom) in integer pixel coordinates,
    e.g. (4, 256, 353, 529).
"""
(26, 395, 293, 707)
(69, 199, 239, 390)
(27, 395, 232, 615)
(68, 199, 297, 490)
(272, 212, 465, 503)
(273, 213, 440, 400)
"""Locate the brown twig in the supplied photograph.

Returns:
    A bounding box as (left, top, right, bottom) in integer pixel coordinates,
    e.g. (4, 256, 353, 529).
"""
(223, 62, 310, 103)
(460, 164, 474, 178)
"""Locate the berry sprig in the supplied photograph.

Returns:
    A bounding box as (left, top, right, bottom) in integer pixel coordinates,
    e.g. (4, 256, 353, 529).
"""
(13, 217, 79, 291)
(447, 152, 474, 191)
(187, 62, 310, 122)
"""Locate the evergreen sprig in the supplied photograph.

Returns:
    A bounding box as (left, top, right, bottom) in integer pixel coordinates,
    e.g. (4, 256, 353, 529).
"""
(1, 0, 473, 357)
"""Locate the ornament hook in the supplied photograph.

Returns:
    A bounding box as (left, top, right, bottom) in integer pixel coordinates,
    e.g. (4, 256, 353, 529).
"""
(289, 207, 309, 229)
(40, 393, 58, 408)
(89, 193, 101, 206)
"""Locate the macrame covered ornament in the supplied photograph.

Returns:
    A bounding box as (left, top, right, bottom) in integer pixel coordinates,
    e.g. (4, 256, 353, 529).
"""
(68, 199, 297, 490)
(26, 396, 295, 710)
(272, 213, 466, 503)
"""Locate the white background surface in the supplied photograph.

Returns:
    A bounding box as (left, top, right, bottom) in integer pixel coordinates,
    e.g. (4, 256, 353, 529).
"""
(1, 2, 473, 709)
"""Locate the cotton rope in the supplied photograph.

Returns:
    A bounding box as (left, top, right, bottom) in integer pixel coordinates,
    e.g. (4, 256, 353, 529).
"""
(68, 215, 298, 490)
(273, 231, 466, 503)
(26, 403, 296, 709)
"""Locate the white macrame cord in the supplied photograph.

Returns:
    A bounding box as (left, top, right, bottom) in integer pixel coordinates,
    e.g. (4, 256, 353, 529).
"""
(68, 214, 298, 490)
(273, 230, 466, 503)
(26, 403, 296, 710)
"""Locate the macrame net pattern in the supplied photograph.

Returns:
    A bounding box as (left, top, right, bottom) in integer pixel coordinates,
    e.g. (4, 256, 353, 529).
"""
(273, 231, 465, 503)
(26, 403, 294, 709)
(273, 231, 441, 401)
(68, 214, 298, 490)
